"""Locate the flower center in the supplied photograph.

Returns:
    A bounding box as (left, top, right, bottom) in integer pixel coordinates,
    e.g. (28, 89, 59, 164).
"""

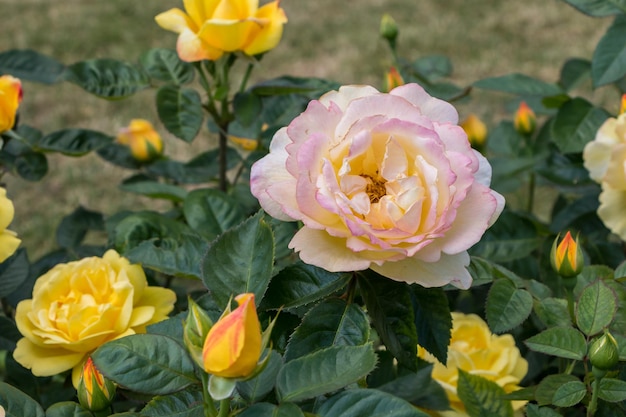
(362, 174, 387, 203)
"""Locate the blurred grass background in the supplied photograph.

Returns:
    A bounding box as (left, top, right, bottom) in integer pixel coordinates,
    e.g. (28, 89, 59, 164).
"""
(0, 0, 615, 259)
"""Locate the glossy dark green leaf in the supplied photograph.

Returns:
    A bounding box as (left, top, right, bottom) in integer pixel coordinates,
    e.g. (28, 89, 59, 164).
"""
(457, 370, 513, 417)
(316, 389, 431, 417)
(525, 404, 565, 417)
(559, 58, 591, 91)
(55, 206, 104, 249)
(112, 211, 195, 252)
(183, 188, 245, 241)
(141, 386, 204, 416)
(0, 49, 65, 84)
(200, 211, 274, 309)
(262, 262, 350, 310)
(551, 98, 610, 154)
(233, 91, 263, 127)
(486, 278, 533, 333)
(140, 48, 195, 85)
(533, 297, 572, 328)
(376, 365, 450, 410)
(156, 85, 203, 142)
(576, 279, 618, 336)
(486, 121, 526, 157)
(119, 180, 188, 202)
(561, 0, 626, 16)
(238, 402, 305, 417)
(0, 249, 29, 298)
(525, 327, 587, 360)
(411, 55, 453, 81)
(359, 273, 419, 369)
(92, 334, 197, 395)
(552, 380, 586, 407)
(251, 76, 340, 96)
(550, 193, 599, 233)
(412, 286, 452, 365)
(284, 299, 370, 361)
(592, 15, 626, 87)
(147, 147, 241, 184)
(14, 151, 48, 181)
(64, 59, 150, 98)
(0, 316, 21, 350)
(237, 351, 283, 403)
(275, 344, 376, 402)
(597, 378, 626, 402)
(45, 402, 92, 417)
(96, 143, 142, 169)
(0, 381, 45, 417)
(36, 129, 113, 156)
(535, 374, 580, 406)
(473, 73, 563, 96)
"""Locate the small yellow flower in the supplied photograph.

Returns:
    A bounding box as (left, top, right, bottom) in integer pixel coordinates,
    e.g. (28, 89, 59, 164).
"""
(514, 101, 536, 136)
(229, 135, 258, 151)
(155, 0, 287, 62)
(384, 67, 404, 92)
(0, 187, 20, 263)
(77, 357, 116, 411)
(202, 293, 262, 378)
(460, 114, 487, 148)
(116, 119, 164, 162)
(0, 75, 22, 133)
(550, 231, 584, 278)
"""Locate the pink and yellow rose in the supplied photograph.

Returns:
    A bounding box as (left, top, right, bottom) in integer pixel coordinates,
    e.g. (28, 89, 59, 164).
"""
(13, 250, 176, 386)
(250, 84, 504, 288)
(419, 313, 528, 417)
(155, 0, 287, 62)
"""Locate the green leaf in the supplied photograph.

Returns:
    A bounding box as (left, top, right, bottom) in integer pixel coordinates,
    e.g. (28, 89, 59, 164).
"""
(0, 381, 45, 417)
(559, 58, 591, 91)
(200, 211, 274, 309)
(183, 188, 245, 241)
(0, 49, 65, 84)
(37, 129, 113, 156)
(411, 286, 452, 365)
(64, 59, 150, 98)
(561, 0, 626, 16)
(536, 374, 580, 406)
(233, 92, 263, 127)
(592, 15, 626, 87)
(533, 297, 572, 328)
(0, 249, 29, 298)
(525, 327, 587, 360)
(457, 370, 513, 417)
(141, 387, 204, 416)
(597, 377, 626, 402)
(551, 98, 610, 154)
(251, 76, 340, 96)
(316, 389, 431, 417)
(237, 351, 283, 403)
(525, 403, 566, 417)
(359, 273, 419, 369)
(284, 299, 370, 361)
(551, 380, 586, 407)
(56, 206, 104, 249)
(96, 143, 142, 169)
(45, 402, 92, 417)
(275, 344, 376, 402)
(156, 85, 203, 142)
(140, 48, 195, 85)
(92, 334, 197, 395)
(486, 279, 533, 333)
(262, 262, 351, 310)
(0, 316, 21, 350)
(473, 73, 563, 96)
(238, 402, 305, 417)
(411, 55, 453, 82)
(147, 148, 241, 184)
(14, 151, 48, 181)
(576, 279, 618, 336)
(376, 365, 450, 411)
(119, 180, 188, 202)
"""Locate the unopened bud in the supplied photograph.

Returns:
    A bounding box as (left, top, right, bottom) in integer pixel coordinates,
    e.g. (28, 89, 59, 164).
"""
(589, 331, 619, 371)
(550, 231, 584, 278)
(77, 357, 116, 412)
(380, 14, 399, 43)
(460, 114, 487, 149)
(514, 101, 536, 136)
(184, 298, 214, 367)
(384, 67, 404, 92)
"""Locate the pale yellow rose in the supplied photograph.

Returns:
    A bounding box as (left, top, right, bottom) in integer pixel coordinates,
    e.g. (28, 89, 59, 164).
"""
(155, 0, 287, 62)
(14, 250, 176, 386)
(418, 312, 528, 417)
(583, 113, 626, 240)
(0, 187, 20, 262)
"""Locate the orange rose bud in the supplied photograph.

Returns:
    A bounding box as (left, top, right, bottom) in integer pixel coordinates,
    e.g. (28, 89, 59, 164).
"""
(77, 357, 116, 412)
(384, 67, 404, 92)
(116, 119, 164, 162)
(619, 93, 626, 115)
(202, 293, 262, 378)
(0, 75, 22, 133)
(460, 114, 487, 148)
(514, 101, 536, 136)
(550, 231, 584, 278)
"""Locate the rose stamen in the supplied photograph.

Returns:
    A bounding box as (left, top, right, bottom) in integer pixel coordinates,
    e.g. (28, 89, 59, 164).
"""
(362, 174, 387, 203)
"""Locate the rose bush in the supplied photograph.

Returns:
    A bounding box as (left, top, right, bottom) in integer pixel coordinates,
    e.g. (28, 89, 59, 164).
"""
(155, 0, 287, 62)
(0, 187, 20, 263)
(13, 250, 176, 386)
(583, 112, 626, 240)
(251, 83, 504, 288)
(418, 312, 528, 417)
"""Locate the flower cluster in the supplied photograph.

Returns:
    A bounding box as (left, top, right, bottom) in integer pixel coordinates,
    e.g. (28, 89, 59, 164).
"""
(251, 83, 504, 288)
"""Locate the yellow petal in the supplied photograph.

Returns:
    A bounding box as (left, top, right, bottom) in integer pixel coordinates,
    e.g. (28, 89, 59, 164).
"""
(155, 8, 195, 33)
(212, 0, 258, 20)
(14, 338, 85, 376)
(0, 230, 20, 263)
(198, 19, 257, 52)
(243, 2, 287, 56)
(0, 187, 15, 230)
(178, 28, 224, 61)
(184, 0, 220, 25)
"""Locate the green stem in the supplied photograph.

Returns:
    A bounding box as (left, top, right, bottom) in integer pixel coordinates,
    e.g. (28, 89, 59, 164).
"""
(218, 129, 228, 192)
(562, 277, 577, 324)
(526, 172, 535, 214)
(217, 398, 231, 417)
(588, 373, 603, 417)
(239, 62, 254, 93)
(201, 374, 218, 417)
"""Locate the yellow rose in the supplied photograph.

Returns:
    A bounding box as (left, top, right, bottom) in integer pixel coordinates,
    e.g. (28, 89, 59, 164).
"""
(155, 0, 287, 62)
(0, 74, 22, 133)
(116, 119, 164, 162)
(459, 114, 487, 148)
(0, 187, 20, 263)
(583, 113, 626, 240)
(14, 250, 176, 386)
(418, 313, 528, 417)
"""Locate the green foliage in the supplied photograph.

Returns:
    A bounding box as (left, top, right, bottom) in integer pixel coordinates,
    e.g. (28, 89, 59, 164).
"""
(457, 370, 514, 417)
(156, 85, 204, 142)
(63, 59, 150, 98)
(525, 327, 588, 360)
(0, 49, 65, 84)
(316, 389, 432, 417)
